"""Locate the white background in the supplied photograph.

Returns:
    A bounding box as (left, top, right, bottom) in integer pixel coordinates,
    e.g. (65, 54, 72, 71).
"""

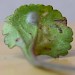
(0, 0, 75, 23)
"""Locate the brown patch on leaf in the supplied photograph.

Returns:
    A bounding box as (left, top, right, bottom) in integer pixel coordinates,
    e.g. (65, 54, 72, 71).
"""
(54, 17, 67, 26)
(16, 38, 21, 42)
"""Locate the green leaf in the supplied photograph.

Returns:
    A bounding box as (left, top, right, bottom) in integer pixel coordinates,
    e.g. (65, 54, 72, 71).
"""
(3, 4, 73, 63)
